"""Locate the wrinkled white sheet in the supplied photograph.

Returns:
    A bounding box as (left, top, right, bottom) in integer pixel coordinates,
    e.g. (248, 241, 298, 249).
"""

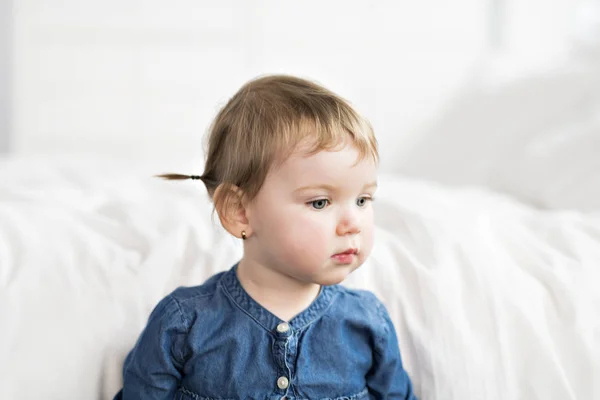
(0, 156, 599, 400)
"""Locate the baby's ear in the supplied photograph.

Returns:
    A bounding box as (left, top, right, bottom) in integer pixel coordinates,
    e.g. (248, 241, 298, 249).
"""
(213, 184, 250, 240)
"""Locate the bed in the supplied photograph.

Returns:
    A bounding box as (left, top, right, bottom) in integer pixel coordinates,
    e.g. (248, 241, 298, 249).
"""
(1, 146, 598, 399)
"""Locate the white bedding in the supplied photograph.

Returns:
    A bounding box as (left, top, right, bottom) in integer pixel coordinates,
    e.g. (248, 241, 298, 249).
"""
(0, 156, 599, 400)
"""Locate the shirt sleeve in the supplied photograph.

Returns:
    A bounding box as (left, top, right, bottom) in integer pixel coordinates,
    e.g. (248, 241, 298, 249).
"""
(114, 294, 189, 400)
(366, 299, 418, 400)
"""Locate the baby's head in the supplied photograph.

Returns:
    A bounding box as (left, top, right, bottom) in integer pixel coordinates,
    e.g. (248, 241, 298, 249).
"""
(163, 75, 378, 285)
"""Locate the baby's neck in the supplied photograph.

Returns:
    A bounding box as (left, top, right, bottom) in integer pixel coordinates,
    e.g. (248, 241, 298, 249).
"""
(236, 259, 321, 322)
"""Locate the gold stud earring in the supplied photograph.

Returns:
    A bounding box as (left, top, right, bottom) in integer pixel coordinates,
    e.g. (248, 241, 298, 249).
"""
(241, 231, 247, 240)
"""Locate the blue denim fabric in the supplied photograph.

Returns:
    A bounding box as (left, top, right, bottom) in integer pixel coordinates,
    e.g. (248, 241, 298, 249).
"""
(114, 264, 417, 399)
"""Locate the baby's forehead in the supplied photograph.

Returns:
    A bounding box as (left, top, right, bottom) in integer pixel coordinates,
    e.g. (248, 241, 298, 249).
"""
(292, 140, 375, 164)
(283, 145, 356, 166)
(267, 123, 378, 172)
(270, 144, 377, 184)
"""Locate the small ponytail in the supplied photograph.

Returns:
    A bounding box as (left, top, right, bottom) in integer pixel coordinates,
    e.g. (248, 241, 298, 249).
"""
(155, 173, 203, 181)
(154, 173, 219, 199)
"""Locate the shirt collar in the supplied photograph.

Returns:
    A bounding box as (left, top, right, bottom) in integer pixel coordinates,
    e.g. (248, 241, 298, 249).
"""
(219, 263, 336, 333)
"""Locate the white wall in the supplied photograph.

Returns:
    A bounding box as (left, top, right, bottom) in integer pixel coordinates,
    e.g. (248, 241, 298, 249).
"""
(9, 0, 593, 173)
(0, 0, 11, 154)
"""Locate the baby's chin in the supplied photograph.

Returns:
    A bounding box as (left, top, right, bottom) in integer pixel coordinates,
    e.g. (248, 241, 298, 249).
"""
(311, 264, 362, 286)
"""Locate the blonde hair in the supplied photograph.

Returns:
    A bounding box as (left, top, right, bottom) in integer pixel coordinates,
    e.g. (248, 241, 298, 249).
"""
(158, 75, 378, 211)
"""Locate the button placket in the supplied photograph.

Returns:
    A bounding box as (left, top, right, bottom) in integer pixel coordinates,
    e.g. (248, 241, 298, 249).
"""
(284, 330, 298, 381)
(273, 323, 293, 396)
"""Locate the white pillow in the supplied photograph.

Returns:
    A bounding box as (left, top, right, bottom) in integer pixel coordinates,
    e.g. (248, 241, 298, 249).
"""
(491, 113, 600, 211)
(397, 54, 600, 211)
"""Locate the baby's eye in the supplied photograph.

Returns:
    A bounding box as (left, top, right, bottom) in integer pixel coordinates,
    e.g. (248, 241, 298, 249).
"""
(309, 199, 329, 210)
(356, 196, 371, 207)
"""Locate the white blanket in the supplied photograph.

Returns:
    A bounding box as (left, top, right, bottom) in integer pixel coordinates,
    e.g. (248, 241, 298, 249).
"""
(0, 156, 598, 399)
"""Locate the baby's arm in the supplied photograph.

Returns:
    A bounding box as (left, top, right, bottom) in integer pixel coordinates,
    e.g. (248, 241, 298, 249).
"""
(366, 301, 418, 400)
(114, 295, 188, 400)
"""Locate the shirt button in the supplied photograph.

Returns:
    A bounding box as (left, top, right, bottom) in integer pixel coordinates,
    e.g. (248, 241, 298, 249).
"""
(276, 322, 290, 333)
(277, 376, 289, 389)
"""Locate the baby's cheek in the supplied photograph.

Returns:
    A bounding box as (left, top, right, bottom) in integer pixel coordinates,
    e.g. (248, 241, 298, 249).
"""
(303, 225, 328, 246)
(361, 220, 375, 256)
(290, 218, 330, 253)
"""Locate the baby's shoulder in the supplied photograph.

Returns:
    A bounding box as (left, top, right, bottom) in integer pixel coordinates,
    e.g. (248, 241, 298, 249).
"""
(170, 271, 225, 303)
(152, 271, 228, 325)
(332, 286, 389, 328)
(335, 285, 383, 308)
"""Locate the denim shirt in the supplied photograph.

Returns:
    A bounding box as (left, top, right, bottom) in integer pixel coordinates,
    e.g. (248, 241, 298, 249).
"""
(114, 265, 417, 400)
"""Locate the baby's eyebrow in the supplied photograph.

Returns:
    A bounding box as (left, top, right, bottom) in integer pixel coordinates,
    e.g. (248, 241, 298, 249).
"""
(293, 184, 337, 193)
(293, 181, 378, 193)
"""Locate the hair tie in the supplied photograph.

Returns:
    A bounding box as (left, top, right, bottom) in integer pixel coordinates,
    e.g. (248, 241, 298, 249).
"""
(189, 175, 202, 180)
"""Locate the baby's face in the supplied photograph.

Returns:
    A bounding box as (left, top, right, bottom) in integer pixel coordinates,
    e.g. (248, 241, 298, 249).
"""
(245, 142, 377, 286)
